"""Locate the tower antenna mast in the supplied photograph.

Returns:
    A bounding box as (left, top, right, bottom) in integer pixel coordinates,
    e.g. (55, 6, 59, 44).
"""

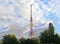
(30, 4, 34, 38)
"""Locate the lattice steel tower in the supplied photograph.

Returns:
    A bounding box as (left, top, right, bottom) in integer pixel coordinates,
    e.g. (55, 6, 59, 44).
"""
(29, 4, 34, 38)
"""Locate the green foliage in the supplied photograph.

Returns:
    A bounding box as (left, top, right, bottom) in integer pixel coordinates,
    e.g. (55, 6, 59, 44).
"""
(49, 23, 54, 35)
(0, 41, 2, 44)
(39, 23, 60, 44)
(19, 38, 40, 44)
(54, 34, 60, 44)
(19, 37, 26, 44)
(2, 35, 40, 44)
(25, 38, 40, 44)
(2, 34, 19, 44)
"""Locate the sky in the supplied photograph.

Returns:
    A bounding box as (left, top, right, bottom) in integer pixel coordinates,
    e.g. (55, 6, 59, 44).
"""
(0, 0, 60, 38)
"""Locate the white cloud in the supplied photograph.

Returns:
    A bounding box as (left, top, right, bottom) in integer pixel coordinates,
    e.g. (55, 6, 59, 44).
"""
(48, 0, 60, 18)
(0, 0, 59, 38)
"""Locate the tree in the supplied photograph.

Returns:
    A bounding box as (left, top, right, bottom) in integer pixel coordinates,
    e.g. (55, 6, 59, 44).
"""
(39, 23, 60, 43)
(49, 23, 54, 35)
(19, 38, 40, 44)
(19, 37, 26, 44)
(39, 23, 55, 43)
(2, 34, 19, 44)
(54, 34, 60, 44)
(0, 41, 2, 44)
(25, 38, 40, 44)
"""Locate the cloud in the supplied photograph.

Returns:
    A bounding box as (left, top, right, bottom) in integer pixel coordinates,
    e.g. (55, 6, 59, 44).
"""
(0, 0, 60, 38)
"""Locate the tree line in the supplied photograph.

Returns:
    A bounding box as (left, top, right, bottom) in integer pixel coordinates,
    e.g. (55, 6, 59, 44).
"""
(0, 23, 60, 44)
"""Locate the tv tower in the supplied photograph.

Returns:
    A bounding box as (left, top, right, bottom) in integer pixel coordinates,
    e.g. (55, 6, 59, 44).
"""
(30, 4, 34, 38)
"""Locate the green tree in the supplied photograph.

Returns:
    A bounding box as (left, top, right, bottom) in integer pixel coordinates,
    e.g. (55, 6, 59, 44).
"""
(39, 23, 60, 44)
(19, 38, 40, 44)
(39, 23, 55, 43)
(0, 41, 2, 44)
(25, 38, 40, 44)
(54, 34, 60, 44)
(49, 23, 54, 35)
(19, 37, 26, 44)
(2, 34, 19, 44)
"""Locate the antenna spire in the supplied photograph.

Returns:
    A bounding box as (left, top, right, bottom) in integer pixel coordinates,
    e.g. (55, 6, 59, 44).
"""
(30, 4, 34, 38)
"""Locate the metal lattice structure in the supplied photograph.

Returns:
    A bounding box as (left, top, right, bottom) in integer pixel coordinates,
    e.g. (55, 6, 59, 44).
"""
(29, 4, 34, 38)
